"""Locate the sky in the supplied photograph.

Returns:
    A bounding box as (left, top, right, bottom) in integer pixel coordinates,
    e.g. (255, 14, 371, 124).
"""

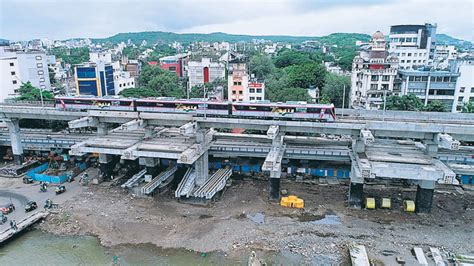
(0, 0, 473, 41)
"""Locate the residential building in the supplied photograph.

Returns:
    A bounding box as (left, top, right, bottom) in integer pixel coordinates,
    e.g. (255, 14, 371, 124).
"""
(435, 45, 457, 61)
(398, 69, 460, 111)
(247, 81, 265, 101)
(389, 23, 437, 69)
(227, 58, 249, 102)
(125, 60, 140, 78)
(453, 58, 474, 112)
(187, 58, 225, 90)
(159, 54, 189, 78)
(89, 51, 112, 64)
(0, 45, 51, 102)
(114, 71, 136, 95)
(75, 62, 115, 96)
(350, 31, 400, 109)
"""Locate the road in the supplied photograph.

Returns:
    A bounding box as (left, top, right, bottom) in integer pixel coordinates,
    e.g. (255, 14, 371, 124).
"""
(0, 176, 84, 233)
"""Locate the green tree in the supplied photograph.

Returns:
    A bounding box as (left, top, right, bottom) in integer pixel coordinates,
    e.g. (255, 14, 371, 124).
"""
(462, 101, 474, 113)
(137, 65, 185, 98)
(321, 73, 350, 108)
(189, 84, 206, 98)
(119, 87, 159, 98)
(48, 67, 57, 85)
(16, 82, 54, 101)
(423, 100, 447, 112)
(385, 94, 424, 111)
(249, 54, 274, 79)
(267, 87, 310, 102)
(50, 47, 89, 65)
(286, 63, 327, 90)
(273, 50, 312, 68)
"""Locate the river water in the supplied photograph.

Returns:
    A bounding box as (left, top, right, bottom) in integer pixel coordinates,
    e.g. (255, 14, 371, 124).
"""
(0, 229, 308, 265)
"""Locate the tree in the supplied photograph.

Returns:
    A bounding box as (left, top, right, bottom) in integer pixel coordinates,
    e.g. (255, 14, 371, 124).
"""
(385, 94, 424, 111)
(286, 63, 327, 90)
(119, 87, 159, 98)
(321, 73, 350, 108)
(249, 54, 274, 79)
(462, 101, 474, 113)
(50, 47, 89, 65)
(16, 82, 54, 101)
(273, 50, 312, 68)
(137, 65, 185, 98)
(423, 100, 447, 112)
(267, 87, 311, 102)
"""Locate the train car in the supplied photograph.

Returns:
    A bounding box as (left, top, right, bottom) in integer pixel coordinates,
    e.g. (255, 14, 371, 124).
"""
(232, 102, 336, 121)
(135, 98, 229, 116)
(55, 96, 135, 111)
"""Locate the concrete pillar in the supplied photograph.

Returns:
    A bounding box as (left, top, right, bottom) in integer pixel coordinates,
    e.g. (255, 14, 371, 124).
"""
(269, 170, 281, 200)
(98, 154, 113, 182)
(423, 140, 438, 157)
(194, 150, 208, 187)
(97, 123, 109, 136)
(415, 180, 435, 213)
(6, 119, 23, 165)
(352, 138, 366, 153)
(348, 182, 364, 208)
(140, 157, 160, 177)
(144, 126, 155, 139)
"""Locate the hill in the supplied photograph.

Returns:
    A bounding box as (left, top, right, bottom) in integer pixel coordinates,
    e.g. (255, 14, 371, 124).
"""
(436, 34, 472, 49)
(93, 31, 371, 47)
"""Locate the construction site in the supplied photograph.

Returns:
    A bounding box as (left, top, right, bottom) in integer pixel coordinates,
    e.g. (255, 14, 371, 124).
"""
(0, 105, 473, 265)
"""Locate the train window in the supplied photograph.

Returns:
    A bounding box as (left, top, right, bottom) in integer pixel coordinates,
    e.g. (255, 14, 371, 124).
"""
(208, 104, 228, 110)
(307, 108, 322, 113)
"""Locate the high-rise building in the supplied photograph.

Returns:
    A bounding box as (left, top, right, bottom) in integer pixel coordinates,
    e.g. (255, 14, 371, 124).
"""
(453, 58, 474, 112)
(0, 45, 51, 102)
(227, 58, 248, 102)
(398, 69, 460, 111)
(75, 62, 115, 96)
(187, 58, 225, 90)
(350, 31, 400, 109)
(388, 23, 437, 70)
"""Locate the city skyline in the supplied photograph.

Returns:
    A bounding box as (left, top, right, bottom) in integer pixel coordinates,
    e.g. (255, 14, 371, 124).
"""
(0, 0, 472, 41)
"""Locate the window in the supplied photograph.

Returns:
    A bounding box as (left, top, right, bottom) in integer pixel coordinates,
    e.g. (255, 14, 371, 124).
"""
(39, 77, 45, 82)
(422, 76, 428, 82)
(460, 87, 465, 93)
(257, 97, 262, 100)
(9, 62, 14, 66)
(233, 81, 242, 86)
(407, 53, 412, 56)
(370, 84, 378, 90)
(399, 38, 405, 42)
(371, 75, 378, 81)
(401, 53, 406, 56)
(239, 91, 243, 95)
(443, 76, 449, 82)
(11, 71, 15, 75)
(232, 99, 236, 102)
(249, 88, 255, 93)
(35, 55, 42, 60)
(407, 60, 411, 63)
(406, 38, 412, 42)
(382, 75, 390, 81)
(250, 97, 255, 101)
(401, 60, 405, 63)
(119, 84, 122, 87)
(40, 85, 46, 89)
(409, 76, 415, 81)
(256, 88, 262, 93)
(232, 90, 236, 94)
(458, 97, 463, 102)
(37, 63, 43, 68)
(413, 38, 417, 43)
(38, 70, 44, 75)
(471, 87, 474, 93)
(12, 80, 17, 84)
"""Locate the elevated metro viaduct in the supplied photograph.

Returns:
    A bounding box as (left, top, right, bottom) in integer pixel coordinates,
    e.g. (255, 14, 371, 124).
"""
(1, 105, 474, 213)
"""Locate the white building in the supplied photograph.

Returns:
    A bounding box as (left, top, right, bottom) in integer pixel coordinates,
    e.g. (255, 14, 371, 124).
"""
(388, 23, 437, 70)
(453, 58, 474, 112)
(247, 81, 265, 101)
(187, 58, 225, 90)
(89, 51, 112, 64)
(114, 71, 136, 95)
(0, 45, 51, 102)
(350, 31, 400, 110)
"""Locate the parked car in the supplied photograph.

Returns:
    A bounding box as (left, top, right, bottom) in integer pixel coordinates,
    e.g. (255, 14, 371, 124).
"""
(23, 177, 34, 184)
(1, 203, 15, 214)
(25, 201, 37, 212)
(55, 185, 66, 195)
(0, 214, 7, 224)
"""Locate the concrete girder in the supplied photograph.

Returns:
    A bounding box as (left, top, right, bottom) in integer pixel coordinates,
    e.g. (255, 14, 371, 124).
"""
(432, 160, 458, 185)
(267, 125, 279, 139)
(178, 129, 214, 164)
(370, 161, 443, 181)
(117, 119, 147, 132)
(350, 151, 373, 181)
(69, 142, 87, 156)
(437, 133, 460, 150)
(68, 117, 98, 129)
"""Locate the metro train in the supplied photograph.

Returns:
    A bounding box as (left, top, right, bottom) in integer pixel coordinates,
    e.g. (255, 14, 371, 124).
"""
(55, 96, 337, 121)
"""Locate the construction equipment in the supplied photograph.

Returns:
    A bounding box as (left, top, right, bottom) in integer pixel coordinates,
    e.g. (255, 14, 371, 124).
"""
(365, 197, 375, 209)
(404, 200, 415, 212)
(280, 195, 304, 209)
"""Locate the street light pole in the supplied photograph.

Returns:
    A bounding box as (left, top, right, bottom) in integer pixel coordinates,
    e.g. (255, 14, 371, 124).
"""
(341, 85, 346, 118)
(382, 89, 387, 121)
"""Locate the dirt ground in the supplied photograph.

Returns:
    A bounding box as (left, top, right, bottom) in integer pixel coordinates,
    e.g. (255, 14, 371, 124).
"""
(39, 177, 474, 264)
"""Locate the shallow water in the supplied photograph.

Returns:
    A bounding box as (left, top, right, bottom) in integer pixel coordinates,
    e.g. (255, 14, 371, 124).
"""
(0, 229, 313, 265)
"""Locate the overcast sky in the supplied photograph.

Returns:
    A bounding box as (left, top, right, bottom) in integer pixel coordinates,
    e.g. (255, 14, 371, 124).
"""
(0, 0, 473, 41)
